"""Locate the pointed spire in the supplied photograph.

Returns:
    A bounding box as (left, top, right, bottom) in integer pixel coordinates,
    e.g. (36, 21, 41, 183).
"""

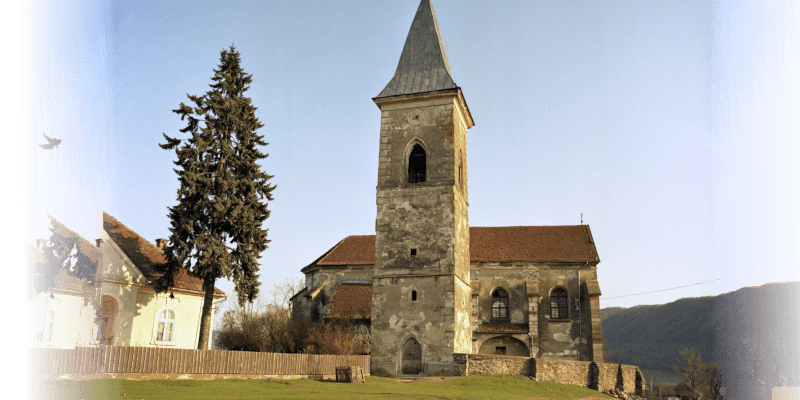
(376, 0, 458, 98)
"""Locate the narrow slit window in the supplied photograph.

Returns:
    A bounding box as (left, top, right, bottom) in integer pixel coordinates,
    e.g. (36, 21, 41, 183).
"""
(408, 144, 426, 183)
(411, 290, 417, 301)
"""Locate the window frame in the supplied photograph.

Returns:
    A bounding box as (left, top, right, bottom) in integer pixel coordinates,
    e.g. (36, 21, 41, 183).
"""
(36, 307, 56, 345)
(154, 307, 177, 344)
(550, 288, 569, 320)
(491, 288, 510, 320)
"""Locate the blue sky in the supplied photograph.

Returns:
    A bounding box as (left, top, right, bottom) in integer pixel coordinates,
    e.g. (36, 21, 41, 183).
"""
(12, 0, 799, 319)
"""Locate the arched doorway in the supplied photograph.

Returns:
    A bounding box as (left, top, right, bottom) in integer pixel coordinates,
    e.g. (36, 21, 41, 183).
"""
(402, 338, 422, 374)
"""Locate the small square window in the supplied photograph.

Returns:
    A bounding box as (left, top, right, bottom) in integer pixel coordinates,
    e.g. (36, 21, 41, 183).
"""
(410, 248, 417, 258)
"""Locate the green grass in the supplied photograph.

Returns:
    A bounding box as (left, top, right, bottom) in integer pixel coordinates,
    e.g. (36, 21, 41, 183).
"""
(32, 375, 617, 400)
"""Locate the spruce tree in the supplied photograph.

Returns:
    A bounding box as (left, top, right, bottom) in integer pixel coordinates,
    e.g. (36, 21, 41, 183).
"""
(157, 45, 275, 350)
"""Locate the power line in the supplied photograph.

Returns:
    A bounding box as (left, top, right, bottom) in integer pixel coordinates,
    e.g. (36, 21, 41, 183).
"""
(602, 267, 794, 300)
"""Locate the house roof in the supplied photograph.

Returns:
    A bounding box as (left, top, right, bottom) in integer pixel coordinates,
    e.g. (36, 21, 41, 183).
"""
(47, 215, 103, 265)
(303, 225, 599, 272)
(470, 226, 598, 263)
(102, 212, 225, 296)
(25, 215, 103, 292)
(327, 283, 372, 318)
(375, 0, 457, 98)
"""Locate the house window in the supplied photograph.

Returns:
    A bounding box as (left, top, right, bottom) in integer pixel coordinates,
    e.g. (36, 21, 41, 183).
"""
(37, 308, 55, 344)
(550, 288, 568, 319)
(155, 308, 176, 343)
(94, 317, 108, 344)
(408, 144, 426, 183)
(491, 289, 509, 319)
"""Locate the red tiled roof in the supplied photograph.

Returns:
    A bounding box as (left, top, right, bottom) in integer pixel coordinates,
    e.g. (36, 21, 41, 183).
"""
(103, 212, 225, 296)
(470, 226, 598, 262)
(304, 226, 598, 269)
(317, 235, 376, 266)
(327, 283, 372, 318)
(476, 322, 529, 334)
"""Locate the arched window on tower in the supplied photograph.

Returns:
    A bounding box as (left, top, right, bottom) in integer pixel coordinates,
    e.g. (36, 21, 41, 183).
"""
(408, 144, 426, 183)
(491, 289, 509, 320)
(550, 288, 568, 319)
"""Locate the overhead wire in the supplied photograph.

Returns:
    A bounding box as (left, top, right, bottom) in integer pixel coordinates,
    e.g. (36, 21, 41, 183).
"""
(603, 268, 786, 300)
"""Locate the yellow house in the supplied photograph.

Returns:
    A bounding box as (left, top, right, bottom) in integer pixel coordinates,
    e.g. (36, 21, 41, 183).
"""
(29, 212, 226, 349)
(25, 242, 101, 348)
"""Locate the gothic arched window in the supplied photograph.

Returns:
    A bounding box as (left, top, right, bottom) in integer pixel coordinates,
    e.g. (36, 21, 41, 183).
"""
(408, 144, 426, 183)
(491, 289, 509, 320)
(550, 288, 568, 319)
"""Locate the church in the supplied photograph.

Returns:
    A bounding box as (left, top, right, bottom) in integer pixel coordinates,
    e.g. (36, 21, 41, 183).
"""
(290, 0, 605, 376)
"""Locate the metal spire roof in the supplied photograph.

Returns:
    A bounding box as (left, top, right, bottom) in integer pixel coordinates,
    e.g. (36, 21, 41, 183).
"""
(376, 0, 458, 98)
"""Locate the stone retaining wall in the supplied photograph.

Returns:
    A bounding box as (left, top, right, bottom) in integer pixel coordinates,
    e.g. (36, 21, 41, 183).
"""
(453, 353, 646, 396)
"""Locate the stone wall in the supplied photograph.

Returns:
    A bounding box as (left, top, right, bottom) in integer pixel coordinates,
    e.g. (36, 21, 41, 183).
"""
(453, 354, 646, 396)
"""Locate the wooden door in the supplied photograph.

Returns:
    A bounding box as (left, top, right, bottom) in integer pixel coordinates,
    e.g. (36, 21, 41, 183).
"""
(402, 338, 422, 374)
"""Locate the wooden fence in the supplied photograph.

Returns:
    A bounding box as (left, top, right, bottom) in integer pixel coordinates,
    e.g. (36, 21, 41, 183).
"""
(30, 346, 370, 377)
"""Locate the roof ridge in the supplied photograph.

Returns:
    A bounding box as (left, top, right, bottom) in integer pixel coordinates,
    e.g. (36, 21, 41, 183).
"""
(46, 215, 102, 262)
(471, 225, 590, 228)
(301, 236, 349, 273)
(103, 211, 162, 252)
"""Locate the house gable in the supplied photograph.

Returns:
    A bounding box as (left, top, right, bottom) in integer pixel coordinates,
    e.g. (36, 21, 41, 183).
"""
(99, 230, 149, 286)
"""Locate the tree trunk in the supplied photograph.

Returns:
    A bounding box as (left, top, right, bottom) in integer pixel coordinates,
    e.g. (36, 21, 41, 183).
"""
(197, 277, 216, 350)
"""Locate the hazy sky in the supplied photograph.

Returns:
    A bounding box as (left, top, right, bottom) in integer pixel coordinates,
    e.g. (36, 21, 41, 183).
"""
(14, 0, 799, 318)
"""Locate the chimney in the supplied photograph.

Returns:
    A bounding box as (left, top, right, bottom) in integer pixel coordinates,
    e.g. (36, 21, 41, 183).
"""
(96, 238, 103, 247)
(155, 238, 168, 252)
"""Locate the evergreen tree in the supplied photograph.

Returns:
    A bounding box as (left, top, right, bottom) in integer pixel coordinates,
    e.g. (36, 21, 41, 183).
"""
(157, 45, 275, 349)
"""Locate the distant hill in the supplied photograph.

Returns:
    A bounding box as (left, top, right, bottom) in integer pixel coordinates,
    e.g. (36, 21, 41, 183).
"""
(601, 281, 799, 400)
(601, 297, 716, 372)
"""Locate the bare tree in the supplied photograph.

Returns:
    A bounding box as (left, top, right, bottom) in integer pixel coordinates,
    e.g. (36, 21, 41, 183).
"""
(674, 347, 704, 396)
(703, 362, 723, 400)
(270, 276, 304, 312)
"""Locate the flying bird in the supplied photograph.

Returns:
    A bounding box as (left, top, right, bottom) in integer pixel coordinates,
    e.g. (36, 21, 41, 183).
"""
(39, 132, 62, 150)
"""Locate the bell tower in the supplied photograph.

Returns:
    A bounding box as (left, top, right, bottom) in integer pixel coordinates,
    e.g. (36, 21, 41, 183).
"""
(370, 0, 474, 376)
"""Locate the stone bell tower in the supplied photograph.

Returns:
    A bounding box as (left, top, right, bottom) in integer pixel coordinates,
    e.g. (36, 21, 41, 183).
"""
(370, 0, 475, 376)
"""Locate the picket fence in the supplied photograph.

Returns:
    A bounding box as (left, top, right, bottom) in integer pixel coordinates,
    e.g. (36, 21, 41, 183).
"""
(30, 346, 370, 377)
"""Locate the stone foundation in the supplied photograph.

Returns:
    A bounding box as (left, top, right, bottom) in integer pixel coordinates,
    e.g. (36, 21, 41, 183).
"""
(453, 353, 646, 396)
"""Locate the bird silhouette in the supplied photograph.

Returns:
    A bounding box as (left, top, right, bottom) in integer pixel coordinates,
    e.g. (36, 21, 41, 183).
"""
(39, 132, 62, 150)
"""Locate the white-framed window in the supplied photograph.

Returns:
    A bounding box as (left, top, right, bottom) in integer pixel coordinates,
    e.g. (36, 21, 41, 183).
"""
(155, 308, 176, 344)
(37, 307, 56, 344)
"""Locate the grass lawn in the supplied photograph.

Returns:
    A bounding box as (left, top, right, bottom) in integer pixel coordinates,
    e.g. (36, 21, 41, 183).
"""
(32, 375, 617, 400)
